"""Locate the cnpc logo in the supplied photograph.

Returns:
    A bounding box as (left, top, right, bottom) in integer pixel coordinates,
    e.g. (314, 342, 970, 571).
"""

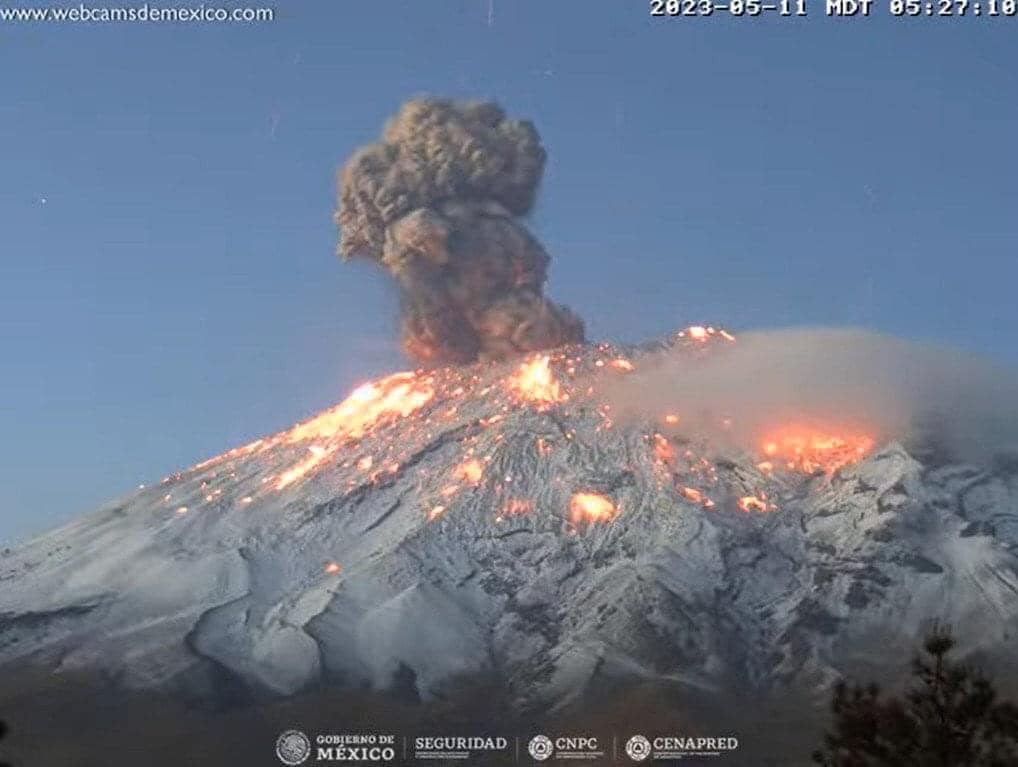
(527, 734, 602, 761)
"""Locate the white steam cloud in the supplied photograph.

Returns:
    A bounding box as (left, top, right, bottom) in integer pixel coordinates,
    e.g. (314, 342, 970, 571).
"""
(602, 328, 1018, 468)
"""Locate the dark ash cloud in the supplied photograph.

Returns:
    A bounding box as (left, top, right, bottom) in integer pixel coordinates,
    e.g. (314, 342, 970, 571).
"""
(335, 98, 583, 365)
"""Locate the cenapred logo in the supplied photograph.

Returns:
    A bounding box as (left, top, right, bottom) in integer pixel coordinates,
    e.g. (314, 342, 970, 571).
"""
(528, 734, 554, 761)
(276, 729, 312, 765)
(625, 734, 652, 762)
(624, 733, 739, 761)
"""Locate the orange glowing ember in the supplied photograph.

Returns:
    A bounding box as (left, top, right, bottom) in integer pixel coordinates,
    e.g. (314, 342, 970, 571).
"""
(501, 499, 533, 517)
(428, 505, 446, 521)
(677, 325, 735, 343)
(509, 356, 566, 408)
(663, 413, 680, 425)
(324, 562, 342, 574)
(609, 358, 635, 372)
(738, 494, 771, 513)
(681, 487, 703, 503)
(758, 426, 874, 474)
(653, 433, 675, 463)
(569, 492, 618, 524)
(457, 458, 484, 484)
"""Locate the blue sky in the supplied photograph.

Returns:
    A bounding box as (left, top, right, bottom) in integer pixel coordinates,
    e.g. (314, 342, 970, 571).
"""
(1, 1, 1016, 543)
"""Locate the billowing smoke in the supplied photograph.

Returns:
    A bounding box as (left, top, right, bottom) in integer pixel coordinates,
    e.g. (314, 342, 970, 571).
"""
(603, 329, 1018, 468)
(335, 98, 584, 365)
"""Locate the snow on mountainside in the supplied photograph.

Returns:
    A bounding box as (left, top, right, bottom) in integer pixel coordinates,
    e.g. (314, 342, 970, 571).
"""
(2, 327, 1018, 714)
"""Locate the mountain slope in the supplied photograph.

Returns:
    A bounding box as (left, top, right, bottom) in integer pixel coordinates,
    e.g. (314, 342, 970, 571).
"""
(2, 330, 1017, 716)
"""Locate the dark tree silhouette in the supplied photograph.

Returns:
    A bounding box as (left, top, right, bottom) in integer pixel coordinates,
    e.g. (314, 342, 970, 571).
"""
(813, 625, 1018, 766)
(0, 717, 10, 767)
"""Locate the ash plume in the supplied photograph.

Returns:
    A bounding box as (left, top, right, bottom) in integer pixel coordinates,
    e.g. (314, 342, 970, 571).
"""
(335, 98, 584, 365)
(603, 328, 1018, 468)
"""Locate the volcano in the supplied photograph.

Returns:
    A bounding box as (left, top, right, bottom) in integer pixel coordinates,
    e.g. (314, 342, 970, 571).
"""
(2, 328, 1018, 763)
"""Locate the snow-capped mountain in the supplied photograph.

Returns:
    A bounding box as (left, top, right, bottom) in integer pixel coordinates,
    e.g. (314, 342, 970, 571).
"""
(2, 329, 1017, 718)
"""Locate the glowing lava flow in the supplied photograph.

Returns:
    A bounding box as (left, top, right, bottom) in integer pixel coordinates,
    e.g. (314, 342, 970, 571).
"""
(285, 372, 435, 444)
(759, 426, 874, 474)
(509, 356, 566, 409)
(569, 492, 618, 524)
(276, 444, 337, 490)
(269, 372, 434, 488)
(188, 370, 436, 494)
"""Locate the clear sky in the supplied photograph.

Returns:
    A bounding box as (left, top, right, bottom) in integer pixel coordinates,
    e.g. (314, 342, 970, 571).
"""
(1, 1, 1016, 544)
